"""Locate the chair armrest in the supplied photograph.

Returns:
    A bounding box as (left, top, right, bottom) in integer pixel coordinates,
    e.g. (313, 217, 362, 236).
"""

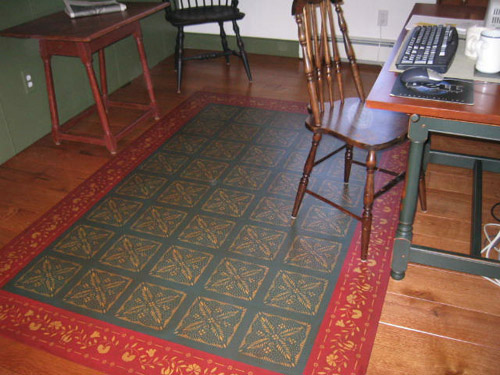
(162, 0, 176, 12)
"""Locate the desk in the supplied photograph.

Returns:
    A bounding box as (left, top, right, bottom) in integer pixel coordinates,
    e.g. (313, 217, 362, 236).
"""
(0, 2, 169, 154)
(366, 4, 500, 280)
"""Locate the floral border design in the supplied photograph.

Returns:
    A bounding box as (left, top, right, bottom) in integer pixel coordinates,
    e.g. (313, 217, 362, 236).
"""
(305, 145, 407, 375)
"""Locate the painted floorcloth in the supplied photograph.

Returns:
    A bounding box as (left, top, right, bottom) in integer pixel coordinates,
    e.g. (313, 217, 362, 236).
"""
(0, 92, 407, 375)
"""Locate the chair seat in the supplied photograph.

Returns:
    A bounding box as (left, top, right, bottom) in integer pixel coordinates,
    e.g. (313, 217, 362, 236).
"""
(305, 98, 408, 151)
(166, 6, 244, 26)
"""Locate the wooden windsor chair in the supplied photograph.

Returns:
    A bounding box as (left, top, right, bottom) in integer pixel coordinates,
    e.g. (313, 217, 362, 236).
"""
(163, 0, 252, 93)
(291, 0, 426, 260)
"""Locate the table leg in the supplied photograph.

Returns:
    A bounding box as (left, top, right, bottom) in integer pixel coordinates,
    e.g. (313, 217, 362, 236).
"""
(133, 25, 160, 120)
(77, 43, 117, 154)
(39, 41, 62, 146)
(98, 49, 109, 110)
(391, 115, 429, 280)
(418, 138, 431, 211)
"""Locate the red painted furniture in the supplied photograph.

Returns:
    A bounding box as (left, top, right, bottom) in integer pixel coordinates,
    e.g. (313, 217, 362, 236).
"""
(0, 2, 169, 154)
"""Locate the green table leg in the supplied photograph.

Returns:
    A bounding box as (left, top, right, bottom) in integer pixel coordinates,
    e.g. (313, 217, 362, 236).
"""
(391, 115, 429, 280)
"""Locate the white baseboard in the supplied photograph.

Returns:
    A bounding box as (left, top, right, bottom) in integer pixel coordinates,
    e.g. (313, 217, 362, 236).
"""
(299, 36, 395, 65)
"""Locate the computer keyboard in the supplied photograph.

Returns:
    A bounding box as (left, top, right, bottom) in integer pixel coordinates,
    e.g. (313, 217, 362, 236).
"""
(395, 25, 459, 74)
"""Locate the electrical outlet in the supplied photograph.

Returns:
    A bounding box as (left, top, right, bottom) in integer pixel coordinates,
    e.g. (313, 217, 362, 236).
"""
(377, 10, 389, 27)
(21, 71, 35, 94)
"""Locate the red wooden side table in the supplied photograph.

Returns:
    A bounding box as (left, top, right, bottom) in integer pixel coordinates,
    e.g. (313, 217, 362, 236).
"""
(0, 2, 169, 154)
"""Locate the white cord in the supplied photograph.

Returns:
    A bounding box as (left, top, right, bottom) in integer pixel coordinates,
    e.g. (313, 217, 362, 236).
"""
(481, 223, 500, 287)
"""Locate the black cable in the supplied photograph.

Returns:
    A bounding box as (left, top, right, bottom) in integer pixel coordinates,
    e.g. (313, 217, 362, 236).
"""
(491, 202, 500, 222)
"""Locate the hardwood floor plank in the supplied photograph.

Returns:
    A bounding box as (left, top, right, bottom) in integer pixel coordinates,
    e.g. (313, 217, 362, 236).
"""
(420, 189, 473, 218)
(0, 336, 104, 375)
(387, 264, 500, 315)
(426, 164, 500, 200)
(380, 293, 500, 348)
(367, 323, 500, 375)
(414, 215, 471, 247)
(412, 232, 471, 254)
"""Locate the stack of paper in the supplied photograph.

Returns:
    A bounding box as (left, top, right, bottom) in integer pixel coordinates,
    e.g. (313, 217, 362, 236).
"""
(63, 0, 127, 18)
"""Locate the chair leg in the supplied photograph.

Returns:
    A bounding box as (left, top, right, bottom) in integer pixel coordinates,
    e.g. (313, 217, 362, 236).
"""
(232, 20, 252, 82)
(361, 150, 376, 260)
(292, 132, 322, 219)
(175, 26, 184, 93)
(174, 29, 179, 71)
(344, 145, 353, 183)
(219, 22, 230, 65)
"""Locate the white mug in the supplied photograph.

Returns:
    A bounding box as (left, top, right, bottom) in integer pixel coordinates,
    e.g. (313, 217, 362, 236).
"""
(474, 29, 500, 74)
(465, 25, 489, 59)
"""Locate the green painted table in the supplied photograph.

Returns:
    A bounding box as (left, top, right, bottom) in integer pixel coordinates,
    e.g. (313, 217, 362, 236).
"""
(366, 3, 500, 280)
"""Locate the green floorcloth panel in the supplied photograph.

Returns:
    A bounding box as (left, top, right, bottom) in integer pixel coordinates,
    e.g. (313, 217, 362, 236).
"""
(4, 103, 368, 374)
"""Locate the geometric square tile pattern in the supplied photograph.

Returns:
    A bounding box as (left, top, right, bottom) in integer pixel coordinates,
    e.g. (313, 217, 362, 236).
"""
(4, 103, 367, 375)
(149, 245, 213, 286)
(230, 225, 287, 261)
(115, 282, 186, 330)
(239, 312, 311, 367)
(52, 224, 114, 260)
(204, 257, 268, 300)
(176, 296, 246, 348)
(62, 268, 132, 314)
(263, 270, 328, 315)
(13, 256, 82, 297)
(99, 234, 162, 272)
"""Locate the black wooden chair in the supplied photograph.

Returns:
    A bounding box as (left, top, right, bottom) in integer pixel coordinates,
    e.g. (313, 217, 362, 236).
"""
(291, 0, 426, 260)
(163, 0, 252, 93)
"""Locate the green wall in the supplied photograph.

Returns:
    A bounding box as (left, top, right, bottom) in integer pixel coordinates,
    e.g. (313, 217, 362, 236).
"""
(0, 0, 176, 164)
(184, 33, 300, 58)
(0, 1, 300, 164)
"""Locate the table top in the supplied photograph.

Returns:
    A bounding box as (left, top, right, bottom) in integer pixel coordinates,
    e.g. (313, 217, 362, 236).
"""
(366, 3, 500, 127)
(0, 2, 169, 43)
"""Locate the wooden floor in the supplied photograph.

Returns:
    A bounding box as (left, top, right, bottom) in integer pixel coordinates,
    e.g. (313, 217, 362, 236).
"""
(0, 52, 499, 375)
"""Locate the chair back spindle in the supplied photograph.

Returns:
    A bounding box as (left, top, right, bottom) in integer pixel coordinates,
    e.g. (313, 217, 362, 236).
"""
(295, 1, 337, 127)
(293, 0, 366, 127)
(331, 1, 365, 100)
(173, 0, 234, 10)
(326, 2, 343, 101)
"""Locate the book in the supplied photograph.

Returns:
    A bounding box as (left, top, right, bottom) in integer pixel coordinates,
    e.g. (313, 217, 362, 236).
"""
(63, 0, 127, 19)
(390, 77, 474, 105)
